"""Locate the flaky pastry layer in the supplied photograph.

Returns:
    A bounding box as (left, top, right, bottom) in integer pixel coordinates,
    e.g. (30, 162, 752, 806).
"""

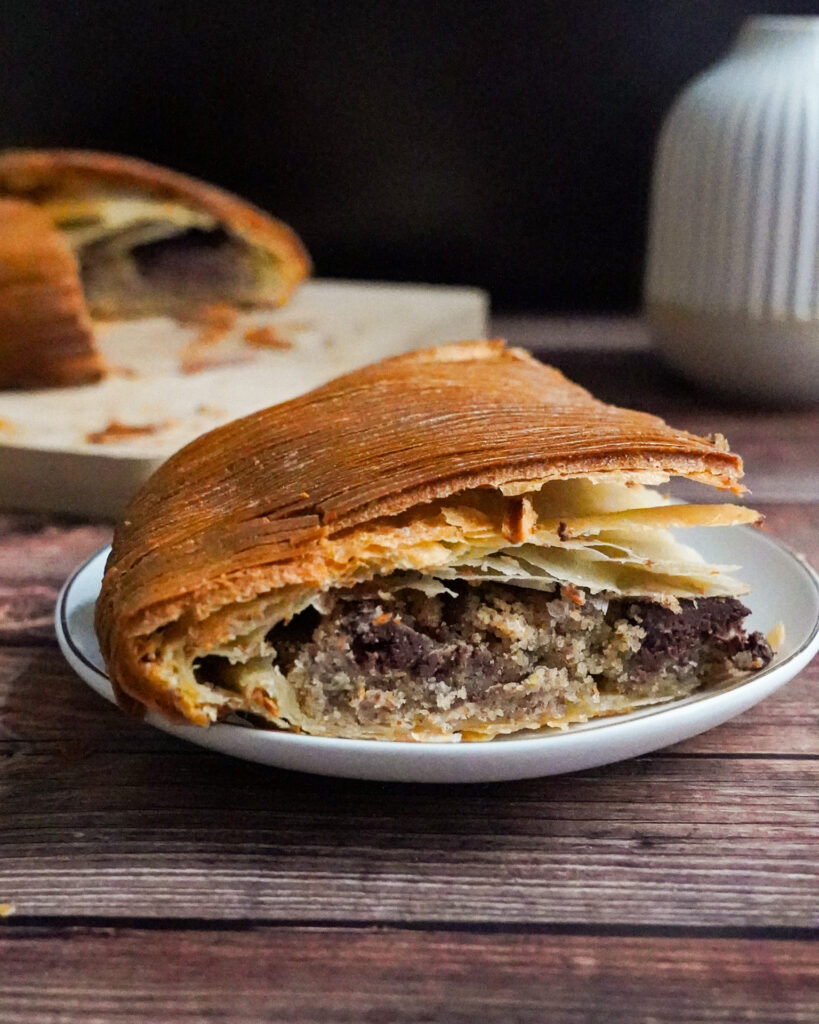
(0, 199, 101, 387)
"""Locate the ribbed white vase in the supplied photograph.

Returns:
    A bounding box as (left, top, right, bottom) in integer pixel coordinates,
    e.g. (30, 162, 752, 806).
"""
(645, 16, 819, 402)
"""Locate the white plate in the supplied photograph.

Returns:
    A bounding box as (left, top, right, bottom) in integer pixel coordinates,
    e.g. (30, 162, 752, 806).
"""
(56, 528, 819, 783)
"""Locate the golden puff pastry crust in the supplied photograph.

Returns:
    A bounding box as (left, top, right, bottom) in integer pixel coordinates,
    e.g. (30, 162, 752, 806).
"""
(0, 148, 310, 387)
(95, 339, 753, 730)
(0, 199, 102, 387)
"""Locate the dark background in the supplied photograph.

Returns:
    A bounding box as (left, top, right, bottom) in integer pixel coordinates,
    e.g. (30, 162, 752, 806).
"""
(3, 1, 818, 310)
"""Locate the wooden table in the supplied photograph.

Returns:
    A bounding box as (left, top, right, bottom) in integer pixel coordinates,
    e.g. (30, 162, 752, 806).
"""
(2, 318, 817, 1023)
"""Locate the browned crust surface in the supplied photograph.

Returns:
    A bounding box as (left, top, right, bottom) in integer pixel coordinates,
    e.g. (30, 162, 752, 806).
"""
(95, 339, 746, 718)
(0, 149, 311, 300)
(0, 199, 102, 387)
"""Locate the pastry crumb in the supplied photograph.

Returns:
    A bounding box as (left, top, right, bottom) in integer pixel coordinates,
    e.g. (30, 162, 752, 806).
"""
(106, 365, 139, 380)
(561, 583, 586, 607)
(243, 325, 293, 350)
(0, 902, 16, 918)
(766, 622, 785, 653)
(502, 495, 537, 543)
(86, 419, 175, 444)
(178, 303, 247, 374)
(183, 302, 239, 337)
(180, 352, 252, 375)
(250, 687, 280, 717)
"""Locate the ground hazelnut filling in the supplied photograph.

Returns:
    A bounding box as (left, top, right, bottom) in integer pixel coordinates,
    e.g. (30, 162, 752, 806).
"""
(78, 226, 262, 316)
(243, 579, 772, 738)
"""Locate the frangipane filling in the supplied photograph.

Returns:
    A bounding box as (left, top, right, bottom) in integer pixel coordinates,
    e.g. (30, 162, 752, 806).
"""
(174, 480, 772, 740)
(192, 576, 771, 740)
(50, 198, 277, 317)
(79, 226, 265, 316)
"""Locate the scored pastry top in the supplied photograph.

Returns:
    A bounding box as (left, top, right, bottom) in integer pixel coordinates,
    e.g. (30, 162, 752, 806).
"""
(97, 339, 747, 673)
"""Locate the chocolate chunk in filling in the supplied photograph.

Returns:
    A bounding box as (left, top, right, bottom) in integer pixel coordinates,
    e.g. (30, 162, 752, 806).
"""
(607, 596, 772, 678)
(264, 580, 772, 736)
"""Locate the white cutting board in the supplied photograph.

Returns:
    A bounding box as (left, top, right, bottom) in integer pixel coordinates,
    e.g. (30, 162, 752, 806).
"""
(0, 279, 488, 517)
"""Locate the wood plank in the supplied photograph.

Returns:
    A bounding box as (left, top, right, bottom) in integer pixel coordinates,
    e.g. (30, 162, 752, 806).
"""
(755, 503, 819, 565)
(2, 928, 817, 1024)
(0, 647, 174, 749)
(0, 517, 112, 580)
(0, 518, 111, 644)
(1, 738, 816, 924)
